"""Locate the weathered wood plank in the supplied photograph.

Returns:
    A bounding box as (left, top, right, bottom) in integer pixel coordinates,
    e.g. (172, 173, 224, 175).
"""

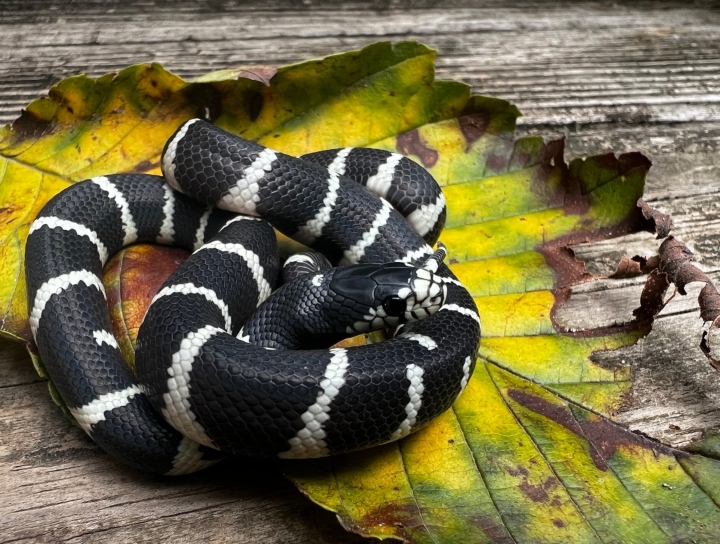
(1, 1, 720, 542)
(0, 2, 718, 127)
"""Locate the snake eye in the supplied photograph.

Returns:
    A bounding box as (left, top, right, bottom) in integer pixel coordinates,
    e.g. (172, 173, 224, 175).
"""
(382, 296, 406, 317)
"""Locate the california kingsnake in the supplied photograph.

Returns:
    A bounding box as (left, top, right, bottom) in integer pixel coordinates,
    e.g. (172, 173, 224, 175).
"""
(25, 119, 481, 474)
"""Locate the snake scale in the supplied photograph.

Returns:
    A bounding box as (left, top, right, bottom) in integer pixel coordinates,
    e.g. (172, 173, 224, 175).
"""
(25, 119, 481, 474)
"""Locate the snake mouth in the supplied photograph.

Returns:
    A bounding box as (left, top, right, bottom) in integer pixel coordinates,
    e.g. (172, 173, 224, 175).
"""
(367, 267, 447, 329)
(401, 267, 447, 322)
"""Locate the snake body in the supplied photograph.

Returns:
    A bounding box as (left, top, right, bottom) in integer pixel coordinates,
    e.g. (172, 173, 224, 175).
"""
(25, 119, 481, 474)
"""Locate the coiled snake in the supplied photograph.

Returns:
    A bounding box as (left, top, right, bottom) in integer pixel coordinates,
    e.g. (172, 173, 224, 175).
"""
(25, 119, 481, 474)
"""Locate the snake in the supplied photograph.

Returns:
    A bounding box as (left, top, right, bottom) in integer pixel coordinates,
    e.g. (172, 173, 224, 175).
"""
(25, 119, 481, 475)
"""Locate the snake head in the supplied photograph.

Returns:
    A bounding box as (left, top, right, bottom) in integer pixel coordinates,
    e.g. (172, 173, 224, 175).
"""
(380, 264, 448, 323)
(331, 262, 447, 334)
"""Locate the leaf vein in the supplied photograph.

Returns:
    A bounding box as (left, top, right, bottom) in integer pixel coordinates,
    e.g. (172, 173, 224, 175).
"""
(449, 400, 517, 544)
(395, 440, 440, 544)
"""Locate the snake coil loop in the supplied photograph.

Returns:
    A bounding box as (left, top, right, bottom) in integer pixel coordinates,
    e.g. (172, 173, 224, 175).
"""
(25, 120, 480, 474)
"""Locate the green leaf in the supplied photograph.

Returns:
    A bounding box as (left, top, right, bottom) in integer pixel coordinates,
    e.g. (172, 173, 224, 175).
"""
(3, 41, 719, 543)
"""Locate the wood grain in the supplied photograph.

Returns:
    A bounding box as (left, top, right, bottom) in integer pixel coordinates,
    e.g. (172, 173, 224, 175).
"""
(1, 1, 719, 542)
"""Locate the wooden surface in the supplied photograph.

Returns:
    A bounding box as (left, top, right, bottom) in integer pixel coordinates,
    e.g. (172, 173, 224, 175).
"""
(2, 1, 720, 542)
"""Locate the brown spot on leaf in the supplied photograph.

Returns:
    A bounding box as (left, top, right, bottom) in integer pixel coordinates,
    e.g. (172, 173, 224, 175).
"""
(8, 107, 53, 143)
(236, 67, 277, 86)
(520, 477, 559, 504)
(529, 139, 588, 216)
(509, 389, 587, 438)
(507, 465, 529, 478)
(486, 153, 507, 173)
(512, 151, 531, 169)
(508, 388, 686, 472)
(458, 112, 490, 150)
(508, 388, 609, 470)
(553, 518, 566, 528)
(134, 160, 160, 173)
(638, 199, 674, 239)
(356, 502, 422, 542)
(508, 389, 607, 470)
(507, 462, 563, 506)
(470, 514, 514, 543)
(396, 129, 438, 168)
(0, 205, 16, 227)
(578, 415, 687, 463)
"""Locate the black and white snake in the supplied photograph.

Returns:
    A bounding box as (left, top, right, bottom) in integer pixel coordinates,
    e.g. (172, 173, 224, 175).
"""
(25, 119, 481, 474)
